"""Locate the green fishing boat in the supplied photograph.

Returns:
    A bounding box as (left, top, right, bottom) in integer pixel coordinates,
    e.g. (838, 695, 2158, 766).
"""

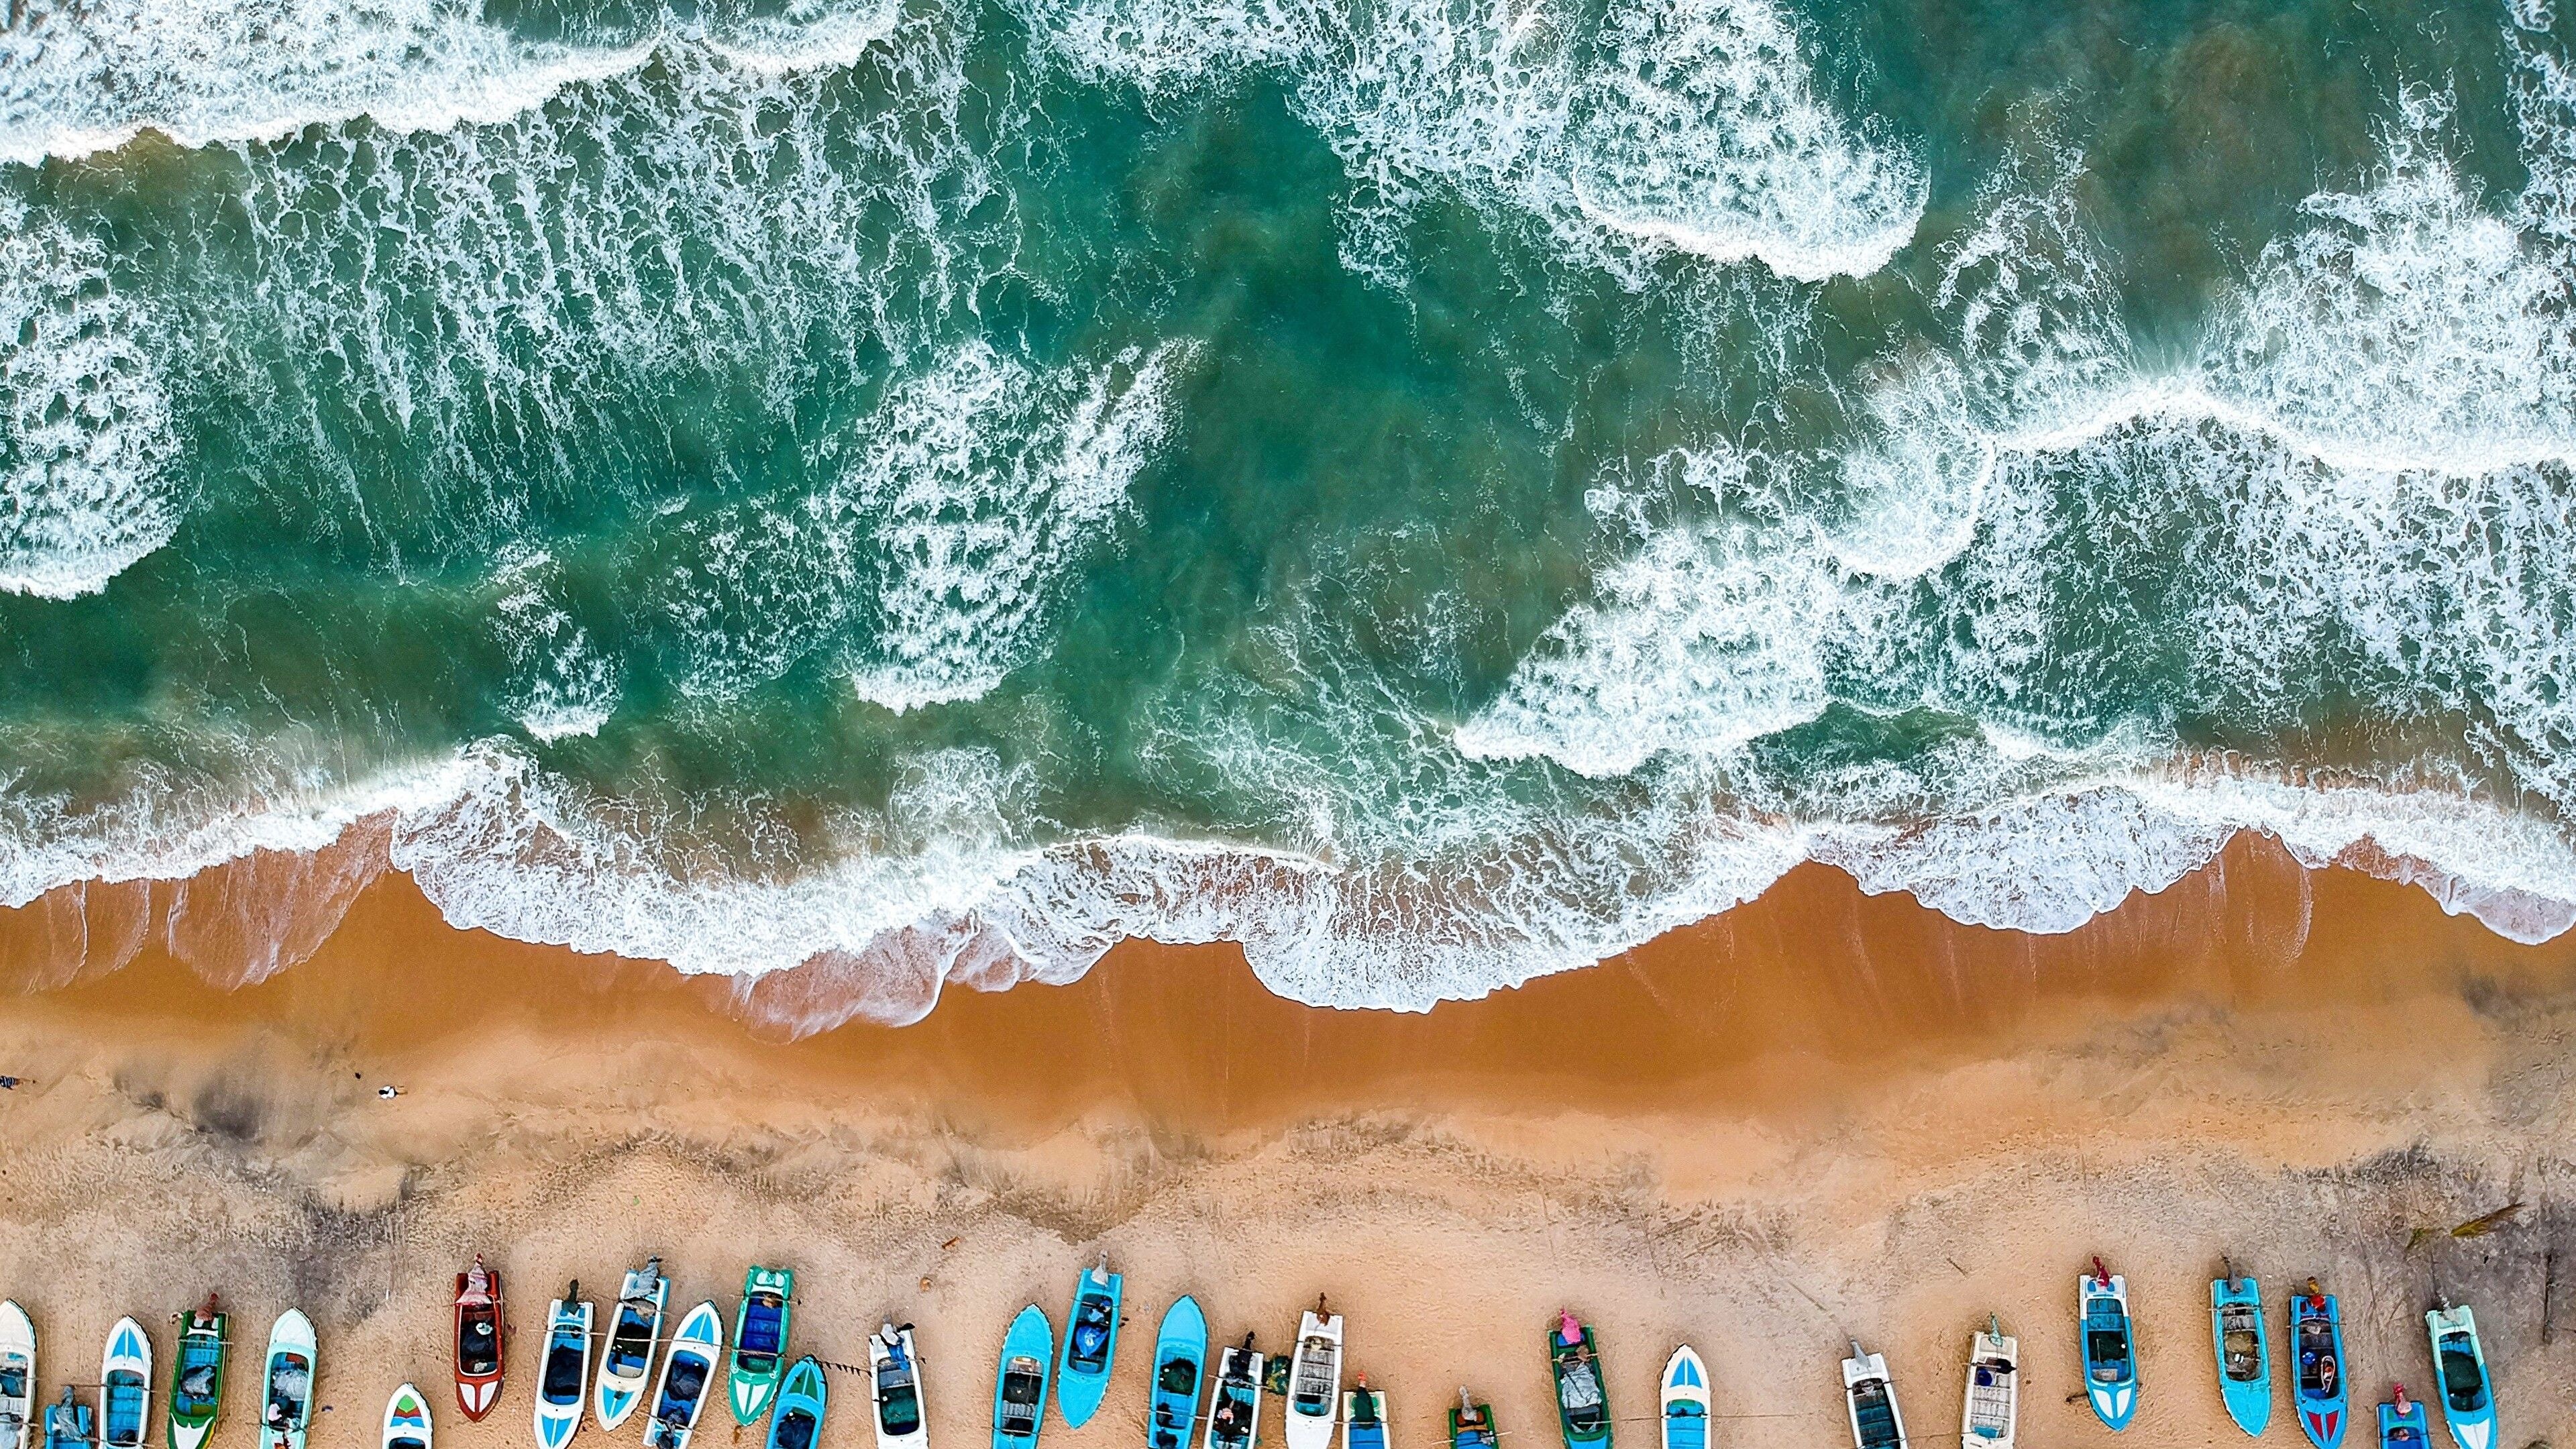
(169, 1298, 225, 1449)
(1548, 1314, 1610, 1449)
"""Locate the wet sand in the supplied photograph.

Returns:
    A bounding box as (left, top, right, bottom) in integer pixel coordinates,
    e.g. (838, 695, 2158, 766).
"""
(3, 831, 2576, 1448)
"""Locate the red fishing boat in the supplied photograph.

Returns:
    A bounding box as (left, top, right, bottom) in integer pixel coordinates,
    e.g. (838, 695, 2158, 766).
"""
(454, 1258, 506, 1420)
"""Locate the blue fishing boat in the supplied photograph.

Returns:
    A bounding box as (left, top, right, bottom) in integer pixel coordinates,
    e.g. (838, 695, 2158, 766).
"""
(2292, 1281, 2349, 1449)
(2423, 1305, 2496, 1449)
(1148, 1298, 1208, 1449)
(2210, 1271, 2270, 1438)
(2080, 1260, 2138, 1432)
(2378, 1385, 2428, 1447)
(44, 1390, 90, 1449)
(767, 1358, 828, 1449)
(994, 1305, 1055, 1449)
(1057, 1263, 1122, 1430)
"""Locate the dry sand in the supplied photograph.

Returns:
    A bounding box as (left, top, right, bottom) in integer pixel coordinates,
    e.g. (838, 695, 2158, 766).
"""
(3, 832, 2576, 1449)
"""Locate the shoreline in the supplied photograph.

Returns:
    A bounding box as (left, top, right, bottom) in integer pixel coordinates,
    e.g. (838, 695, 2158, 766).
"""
(1, 834, 2574, 1446)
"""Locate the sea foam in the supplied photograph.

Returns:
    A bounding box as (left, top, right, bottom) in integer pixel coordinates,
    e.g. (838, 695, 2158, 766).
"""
(0, 203, 182, 600)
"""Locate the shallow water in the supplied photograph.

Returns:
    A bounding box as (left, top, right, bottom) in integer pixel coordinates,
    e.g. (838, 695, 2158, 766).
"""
(3, 0, 2575, 1010)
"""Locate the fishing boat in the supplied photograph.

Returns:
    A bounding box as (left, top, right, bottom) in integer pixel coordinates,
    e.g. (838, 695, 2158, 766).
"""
(867, 1322, 926, 1449)
(2211, 1269, 2271, 1438)
(2423, 1304, 2496, 1449)
(384, 1383, 433, 1449)
(1547, 1313, 1609, 1449)
(1147, 1297, 1208, 1449)
(1204, 1336, 1263, 1449)
(1659, 1346, 1708, 1449)
(2379, 1385, 2429, 1447)
(1, 1301, 34, 1449)
(642, 1301, 724, 1449)
(2080, 1260, 2139, 1432)
(262, 1309, 317, 1449)
(729, 1267, 796, 1426)
(455, 1258, 506, 1421)
(595, 1258, 669, 1433)
(1284, 1301, 1343, 1449)
(536, 1287, 596, 1449)
(1057, 1262, 1121, 1431)
(1960, 1318, 2016, 1448)
(1841, 1341, 1906, 1449)
(170, 1296, 227, 1449)
(768, 1358, 827, 1449)
(1448, 1392, 1496, 1449)
(1342, 1379, 1386, 1449)
(2292, 1281, 2349, 1449)
(993, 1305, 1054, 1449)
(44, 1390, 89, 1449)
(101, 1316, 152, 1449)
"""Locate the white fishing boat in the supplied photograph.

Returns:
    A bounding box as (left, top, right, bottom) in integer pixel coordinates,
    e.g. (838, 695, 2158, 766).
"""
(1960, 1319, 2017, 1448)
(596, 1259, 669, 1433)
(1283, 1305, 1343, 1449)
(867, 1323, 928, 1449)
(0, 1301, 34, 1449)
(384, 1384, 433, 1449)
(641, 1302, 723, 1449)
(1658, 1346, 1709, 1449)
(1843, 1342, 1907, 1449)
(1204, 1337, 1263, 1449)
(535, 1287, 595, 1449)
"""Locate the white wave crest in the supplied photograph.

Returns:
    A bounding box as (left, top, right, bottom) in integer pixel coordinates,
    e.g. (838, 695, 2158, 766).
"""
(5, 732, 2573, 1031)
(1018, 0, 1922, 286)
(0, 0, 899, 168)
(0, 202, 182, 599)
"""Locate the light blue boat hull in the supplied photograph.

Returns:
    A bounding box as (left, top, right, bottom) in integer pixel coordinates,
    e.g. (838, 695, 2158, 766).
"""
(1148, 1298, 1208, 1449)
(1057, 1269, 1123, 1430)
(2211, 1278, 2270, 1438)
(2425, 1307, 2498, 1449)
(765, 1358, 828, 1449)
(2379, 1399, 2429, 1447)
(2082, 1277, 2139, 1432)
(994, 1305, 1055, 1449)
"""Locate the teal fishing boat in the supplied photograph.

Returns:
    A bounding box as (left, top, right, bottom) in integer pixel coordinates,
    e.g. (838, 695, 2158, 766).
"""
(730, 1266, 796, 1426)
(1148, 1297, 1208, 1449)
(1547, 1314, 1609, 1449)
(994, 1305, 1055, 1449)
(1057, 1262, 1121, 1430)
(2210, 1271, 2270, 1438)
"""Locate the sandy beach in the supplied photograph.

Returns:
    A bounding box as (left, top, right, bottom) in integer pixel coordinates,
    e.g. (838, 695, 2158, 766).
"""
(4, 832, 2576, 1448)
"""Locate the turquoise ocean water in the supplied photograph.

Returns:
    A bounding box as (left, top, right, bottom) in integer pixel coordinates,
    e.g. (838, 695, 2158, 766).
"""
(4, 0, 2576, 1022)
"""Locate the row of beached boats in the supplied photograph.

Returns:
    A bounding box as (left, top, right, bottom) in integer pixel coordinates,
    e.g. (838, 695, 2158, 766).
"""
(0, 1298, 317, 1449)
(1832, 1260, 2500, 1449)
(0, 1256, 2504, 1449)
